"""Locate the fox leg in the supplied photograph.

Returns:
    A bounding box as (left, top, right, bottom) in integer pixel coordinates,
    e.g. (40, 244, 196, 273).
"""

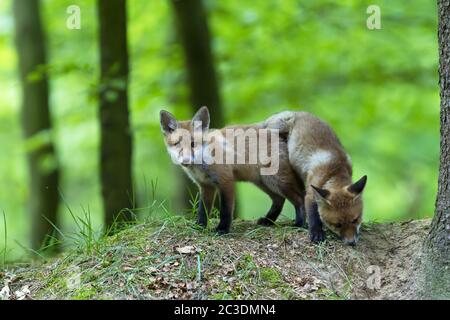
(285, 199, 306, 228)
(257, 193, 285, 226)
(279, 187, 306, 228)
(305, 195, 325, 243)
(198, 186, 216, 227)
(293, 203, 306, 228)
(215, 183, 235, 235)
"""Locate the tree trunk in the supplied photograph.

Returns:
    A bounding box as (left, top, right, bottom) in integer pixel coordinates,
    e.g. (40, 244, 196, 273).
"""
(423, 0, 450, 298)
(170, 0, 224, 128)
(170, 0, 237, 216)
(13, 0, 60, 251)
(97, 0, 134, 230)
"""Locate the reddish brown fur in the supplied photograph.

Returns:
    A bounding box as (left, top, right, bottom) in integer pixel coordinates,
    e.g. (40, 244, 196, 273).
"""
(160, 107, 306, 234)
(265, 111, 367, 244)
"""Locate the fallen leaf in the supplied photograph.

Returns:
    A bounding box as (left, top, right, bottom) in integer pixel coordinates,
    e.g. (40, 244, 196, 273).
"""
(14, 285, 30, 300)
(122, 265, 134, 272)
(0, 284, 11, 300)
(186, 281, 197, 290)
(176, 246, 195, 254)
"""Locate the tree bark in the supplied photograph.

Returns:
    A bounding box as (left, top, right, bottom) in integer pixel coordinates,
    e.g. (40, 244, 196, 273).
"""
(170, 0, 224, 128)
(97, 0, 134, 230)
(423, 0, 450, 298)
(13, 0, 60, 251)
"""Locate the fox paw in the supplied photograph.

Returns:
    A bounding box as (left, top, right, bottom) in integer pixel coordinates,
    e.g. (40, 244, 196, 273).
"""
(215, 227, 230, 235)
(294, 218, 305, 228)
(257, 217, 275, 226)
(309, 229, 326, 243)
(197, 220, 207, 228)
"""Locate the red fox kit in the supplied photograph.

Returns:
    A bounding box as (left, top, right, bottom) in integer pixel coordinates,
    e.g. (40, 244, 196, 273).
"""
(160, 106, 305, 234)
(265, 111, 367, 245)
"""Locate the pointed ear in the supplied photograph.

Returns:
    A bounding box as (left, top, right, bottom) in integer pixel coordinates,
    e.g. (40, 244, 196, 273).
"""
(192, 106, 210, 130)
(311, 185, 330, 201)
(348, 175, 367, 195)
(160, 110, 177, 134)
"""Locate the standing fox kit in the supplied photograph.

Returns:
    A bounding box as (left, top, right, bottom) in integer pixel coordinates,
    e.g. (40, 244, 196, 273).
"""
(160, 107, 306, 235)
(265, 111, 367, 245)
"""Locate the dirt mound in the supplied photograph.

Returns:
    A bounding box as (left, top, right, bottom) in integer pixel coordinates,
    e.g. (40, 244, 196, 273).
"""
(0, 217, 432, 300)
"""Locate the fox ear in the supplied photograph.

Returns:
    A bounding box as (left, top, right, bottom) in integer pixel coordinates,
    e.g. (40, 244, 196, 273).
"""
(348, 175, 367, 195)
(160, 110, 177, 134)
(192, 106, 210, 130)
(311, 185, 330, 201)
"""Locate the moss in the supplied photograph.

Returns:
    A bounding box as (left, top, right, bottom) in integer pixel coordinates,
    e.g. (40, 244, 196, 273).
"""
(259, 267, 282, 285)
(71, 285, 98, 300)
(316, 288, 346, 300)
(209, 292, 226, 300)
(237, 254, 256, 272)
(420, 250, 450, 299)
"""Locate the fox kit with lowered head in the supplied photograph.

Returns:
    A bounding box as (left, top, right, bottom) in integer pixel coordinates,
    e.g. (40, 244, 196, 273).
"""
(265, 111, 367, 245)
(160, 106, 306, 234)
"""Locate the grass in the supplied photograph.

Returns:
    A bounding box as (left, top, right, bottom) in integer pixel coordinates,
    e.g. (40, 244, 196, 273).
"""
(0, 215, 432, 300)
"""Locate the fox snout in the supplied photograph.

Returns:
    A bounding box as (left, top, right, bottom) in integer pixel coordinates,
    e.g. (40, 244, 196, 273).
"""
(342, 228, 360, 246)
(343, 237, 357, 246)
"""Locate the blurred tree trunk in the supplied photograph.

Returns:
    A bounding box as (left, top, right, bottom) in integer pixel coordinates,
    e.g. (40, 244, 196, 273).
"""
(423, 0, 450, 298)
(170, 0, 224, 127)
(13, 0, 60, 251)
(97, 0, 134, 230)
(170, 0, 240, 217)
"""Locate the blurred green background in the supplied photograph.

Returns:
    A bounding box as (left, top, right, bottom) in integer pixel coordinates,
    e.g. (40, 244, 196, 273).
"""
(0, 0, 439, 260)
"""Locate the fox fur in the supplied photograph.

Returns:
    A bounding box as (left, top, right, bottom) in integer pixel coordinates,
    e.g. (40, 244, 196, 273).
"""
(160, 107, 305, 234)
(264, 111, 367, 245)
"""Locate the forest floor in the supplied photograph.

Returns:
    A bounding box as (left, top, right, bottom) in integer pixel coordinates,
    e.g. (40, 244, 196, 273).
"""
(0, 216, 432, 300)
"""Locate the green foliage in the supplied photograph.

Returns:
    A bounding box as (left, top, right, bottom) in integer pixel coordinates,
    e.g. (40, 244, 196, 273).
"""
(0, 0, 439, 261)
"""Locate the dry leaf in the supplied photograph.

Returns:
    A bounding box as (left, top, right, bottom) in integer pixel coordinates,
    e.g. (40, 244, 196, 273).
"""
(0, 284, 11, 300)
(176, 246, 195, 254)
(186, 281, 197, 290)
(122, 266, 134, 272)
(14, 285, 30, 300)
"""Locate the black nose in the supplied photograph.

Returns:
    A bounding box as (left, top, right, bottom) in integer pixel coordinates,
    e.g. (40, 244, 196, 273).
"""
(344, 239, 356, 246)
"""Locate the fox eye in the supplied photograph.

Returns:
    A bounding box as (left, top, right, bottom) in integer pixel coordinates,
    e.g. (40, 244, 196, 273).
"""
(352, 214, 361, 224)
(335, 223, 342, 228)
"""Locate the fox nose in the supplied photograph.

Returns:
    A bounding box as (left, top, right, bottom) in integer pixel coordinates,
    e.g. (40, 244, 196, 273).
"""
(344, 238, 356, 246)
